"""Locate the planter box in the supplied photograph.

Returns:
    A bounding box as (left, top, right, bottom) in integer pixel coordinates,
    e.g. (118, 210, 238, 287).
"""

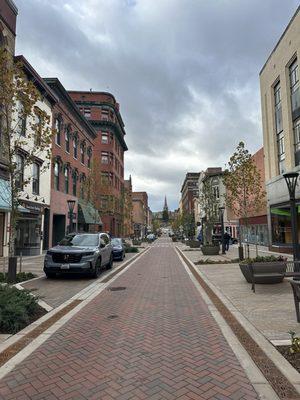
(132, 240, 142, 246)
(239, 262, 286, 284)
(186, 240, 200, 248)
(201, 245, 220, 256)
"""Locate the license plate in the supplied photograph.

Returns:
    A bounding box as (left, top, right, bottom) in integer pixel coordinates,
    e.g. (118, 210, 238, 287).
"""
(60, 264, 70, 270)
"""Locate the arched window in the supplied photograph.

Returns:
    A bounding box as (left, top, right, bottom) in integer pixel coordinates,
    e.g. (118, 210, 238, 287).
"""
(65, 126, 71, 153)
(55, 118, 62, 145)
(87, 147, 92, 168)
(72, 170, 78, 196)
(54, 162, 60, 190)
(80, 142, 85, 164)
(73, 133, 78, 159)
(64, 166, 69, 194)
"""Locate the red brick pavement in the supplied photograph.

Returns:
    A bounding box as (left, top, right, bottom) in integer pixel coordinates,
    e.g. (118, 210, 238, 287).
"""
(0, 238, 259, 399)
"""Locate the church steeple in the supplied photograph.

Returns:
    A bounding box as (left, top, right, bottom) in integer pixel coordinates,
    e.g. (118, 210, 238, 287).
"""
(163, 195, 168, 211)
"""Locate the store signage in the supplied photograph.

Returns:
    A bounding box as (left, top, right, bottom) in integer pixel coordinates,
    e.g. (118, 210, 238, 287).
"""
(19, 200, 43, 213)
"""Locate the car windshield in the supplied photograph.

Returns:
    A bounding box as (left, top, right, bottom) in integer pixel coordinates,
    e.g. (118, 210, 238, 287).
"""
(59, 234, 99, 247)
(111, 238, 122, 245)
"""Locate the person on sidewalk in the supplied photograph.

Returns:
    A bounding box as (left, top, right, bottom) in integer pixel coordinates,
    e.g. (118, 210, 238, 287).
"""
(224, 229, 231, 251)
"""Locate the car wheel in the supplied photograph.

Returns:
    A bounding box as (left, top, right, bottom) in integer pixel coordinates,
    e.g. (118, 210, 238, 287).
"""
(106, 254, 113, 270)
(92, 258, 101, 278)
(45, 272, 56, 279)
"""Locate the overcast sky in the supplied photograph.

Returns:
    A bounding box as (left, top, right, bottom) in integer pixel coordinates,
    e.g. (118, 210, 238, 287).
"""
(15, 0, 299, 211)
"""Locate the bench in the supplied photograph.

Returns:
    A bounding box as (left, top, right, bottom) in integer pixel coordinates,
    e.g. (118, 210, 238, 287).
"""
(249, 262, 286, 293)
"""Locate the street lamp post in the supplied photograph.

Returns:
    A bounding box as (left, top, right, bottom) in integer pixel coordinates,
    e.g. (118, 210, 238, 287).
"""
(67, 199, 76, 234)
(283, 172, 300, 266)
(219, 206, 225, 254)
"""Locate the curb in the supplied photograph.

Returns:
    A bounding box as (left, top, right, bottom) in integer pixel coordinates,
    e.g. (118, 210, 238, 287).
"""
(0, 247, 150, 381)
(176, 246, 300, 399)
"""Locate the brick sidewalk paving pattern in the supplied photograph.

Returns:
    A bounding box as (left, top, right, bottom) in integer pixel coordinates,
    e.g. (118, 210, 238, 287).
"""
(0, 238, 259, 400)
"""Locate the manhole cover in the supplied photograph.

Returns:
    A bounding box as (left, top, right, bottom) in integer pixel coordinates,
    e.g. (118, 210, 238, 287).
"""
(107, 315, 119, 319)
(107, 287, 127, 291)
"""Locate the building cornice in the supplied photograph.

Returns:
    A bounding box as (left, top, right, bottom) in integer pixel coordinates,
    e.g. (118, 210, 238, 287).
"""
(44, 78, 97, 140)
(260, 5, 300, 75)
(14, 56, 58, 106)
(90, 120, 128, 151)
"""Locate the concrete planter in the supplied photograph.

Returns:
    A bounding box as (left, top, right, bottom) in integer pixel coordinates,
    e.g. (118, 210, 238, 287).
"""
(239, 262, 286, 284)
(186, 240, 200, 248)
(201, 244, 220, 255)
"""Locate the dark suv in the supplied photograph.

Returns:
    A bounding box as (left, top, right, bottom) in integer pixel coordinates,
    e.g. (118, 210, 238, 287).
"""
(44, 233, 113, 278)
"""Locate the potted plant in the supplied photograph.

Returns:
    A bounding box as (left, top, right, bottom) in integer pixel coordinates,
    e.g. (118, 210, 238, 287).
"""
(239, 255, 287, 284)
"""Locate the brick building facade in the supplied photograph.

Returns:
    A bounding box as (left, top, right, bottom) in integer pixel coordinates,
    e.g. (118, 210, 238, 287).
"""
(69, 91, 128, 237)
(44, 79, 100, 247)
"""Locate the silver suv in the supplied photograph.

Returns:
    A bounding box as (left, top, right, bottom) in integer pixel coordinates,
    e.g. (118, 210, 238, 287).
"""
(44, 233, 113, 278)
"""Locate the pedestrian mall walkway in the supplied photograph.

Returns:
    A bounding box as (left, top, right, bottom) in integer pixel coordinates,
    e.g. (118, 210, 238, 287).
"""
(0, 238, 260, 399)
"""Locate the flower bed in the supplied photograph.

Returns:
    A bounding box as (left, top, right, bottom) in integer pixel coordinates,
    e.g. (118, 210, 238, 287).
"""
(277, 346, 300, 373)
(0, 272, 36, 283)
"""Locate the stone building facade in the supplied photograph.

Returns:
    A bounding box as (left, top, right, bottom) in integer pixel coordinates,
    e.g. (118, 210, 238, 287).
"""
(132, 192, 149, 238)
(0, 0, 17, 257)
(13, 56, 57, 255)
(260, 5, 300, 252)
(69, 91, 128, 237)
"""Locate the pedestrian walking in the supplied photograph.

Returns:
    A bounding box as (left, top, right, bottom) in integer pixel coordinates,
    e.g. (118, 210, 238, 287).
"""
(224, 230, 231, 251)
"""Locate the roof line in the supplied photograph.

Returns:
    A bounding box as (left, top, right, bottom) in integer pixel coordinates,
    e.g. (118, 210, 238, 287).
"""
(260, 5, 300, 75)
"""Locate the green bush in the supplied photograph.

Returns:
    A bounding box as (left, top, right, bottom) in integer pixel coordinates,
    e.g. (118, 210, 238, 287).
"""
(0, 285, 40, 334)
(240, 255, 287, 265)
(125, 247, 139, 253)
(0, 272, 36, 283)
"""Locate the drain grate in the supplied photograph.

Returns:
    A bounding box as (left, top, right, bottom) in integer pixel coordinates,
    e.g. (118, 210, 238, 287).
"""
(107, 286, 126, 291)
(107, 315, 119, 319)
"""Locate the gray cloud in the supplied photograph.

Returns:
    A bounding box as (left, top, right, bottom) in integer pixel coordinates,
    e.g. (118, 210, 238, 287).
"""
(15, 0, 299, 210)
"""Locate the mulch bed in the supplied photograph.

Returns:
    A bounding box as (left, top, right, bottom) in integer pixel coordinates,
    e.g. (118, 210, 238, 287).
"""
(277, 346, 300, 374)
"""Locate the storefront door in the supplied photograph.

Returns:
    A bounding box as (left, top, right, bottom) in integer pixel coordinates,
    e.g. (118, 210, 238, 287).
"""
(0, 213, 4, 257)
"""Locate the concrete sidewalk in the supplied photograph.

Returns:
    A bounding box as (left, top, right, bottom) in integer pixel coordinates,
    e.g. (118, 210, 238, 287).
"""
(0, 239, 260, 399)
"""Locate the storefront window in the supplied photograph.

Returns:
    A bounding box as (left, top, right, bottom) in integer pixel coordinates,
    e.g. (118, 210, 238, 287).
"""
(270, 205, 300, 244)
(15, 215, 42, 256)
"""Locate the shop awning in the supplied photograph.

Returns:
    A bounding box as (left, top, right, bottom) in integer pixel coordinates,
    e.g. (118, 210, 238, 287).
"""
(0, 179, 28, 213)
(78, 200, 102, 225)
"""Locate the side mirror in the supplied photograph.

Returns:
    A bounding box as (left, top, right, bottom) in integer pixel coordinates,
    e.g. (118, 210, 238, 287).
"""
(100, 240, 105, 248)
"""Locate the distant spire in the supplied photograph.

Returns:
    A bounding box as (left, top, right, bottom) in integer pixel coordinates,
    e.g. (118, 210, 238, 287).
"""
(163, 196, 168, 211)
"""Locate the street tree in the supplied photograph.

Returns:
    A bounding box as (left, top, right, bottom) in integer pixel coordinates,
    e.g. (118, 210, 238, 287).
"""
(0, 49, 53, 260)
(223, 141, 265, 258)
(199, 178, 219, 245)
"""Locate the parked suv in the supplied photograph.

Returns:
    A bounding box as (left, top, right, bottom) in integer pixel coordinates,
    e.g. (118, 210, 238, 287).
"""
(44, 233, 113, 278)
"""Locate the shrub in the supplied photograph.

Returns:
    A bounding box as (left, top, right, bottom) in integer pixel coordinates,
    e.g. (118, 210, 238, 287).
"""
(0, 272, 36, 283)
(289, 331, 300, 354)
(125, 247, 139, 253)
(240, 255, 287, 265)
(0, 285, 40, 334)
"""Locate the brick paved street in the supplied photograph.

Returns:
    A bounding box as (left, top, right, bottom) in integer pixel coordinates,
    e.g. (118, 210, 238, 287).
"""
(0, 238, 259, 400)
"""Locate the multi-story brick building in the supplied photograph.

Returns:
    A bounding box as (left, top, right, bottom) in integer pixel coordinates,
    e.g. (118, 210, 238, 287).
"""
(180, 172, 200, 215)
(0, 0, 17, 257)
(132, 192, 149, 238)
(260, 5, 300, 252)
(123, 176, 133, 237)
(238, 148, 268, 246)
(44, 79, 100, 247)
(69, 91, 128, 237)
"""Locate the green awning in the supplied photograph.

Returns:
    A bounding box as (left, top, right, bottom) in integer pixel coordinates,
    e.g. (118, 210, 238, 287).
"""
(271, 205, 300, 217)
(0, 179, 29, 213)
(78, 201, 102, 225)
